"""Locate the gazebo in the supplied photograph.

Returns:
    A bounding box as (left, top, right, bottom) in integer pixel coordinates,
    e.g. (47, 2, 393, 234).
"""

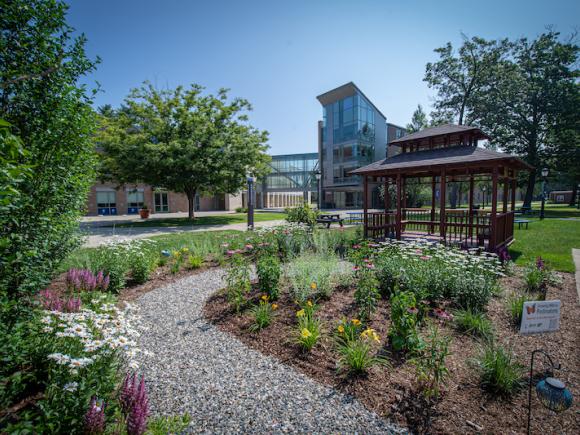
(351, 124, 533, 252)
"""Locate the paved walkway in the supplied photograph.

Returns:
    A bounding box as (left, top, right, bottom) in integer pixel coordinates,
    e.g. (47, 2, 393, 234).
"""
(573, 248, 580, 303)
(134, 268, 404, 434)
(82, 220, 285, 247)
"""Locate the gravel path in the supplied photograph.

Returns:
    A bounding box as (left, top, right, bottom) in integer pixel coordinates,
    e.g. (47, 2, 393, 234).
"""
(135, 268, 406, 434)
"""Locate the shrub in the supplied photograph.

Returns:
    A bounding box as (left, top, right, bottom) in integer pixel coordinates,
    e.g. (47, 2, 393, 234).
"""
(235, 207, 248, 213)
(412, 324, 451, 399)
(295, 301, 321, 351)
(523, 257, 559, 294)
(131, 253, 155, 284)
(187, 254, 204, 269)
(249, 295, 277, 332)
(286, 252, 349, 302)
(474, 341, 524, 396)
(337, 328, 387, 375)
(224, 254, 251, 312)
(389, 291, 423, 353)
(285, 203, 319, 226)
(353, 266, 380, 321)
(256, 255, 281, 300)
(453, 309, 493, 339)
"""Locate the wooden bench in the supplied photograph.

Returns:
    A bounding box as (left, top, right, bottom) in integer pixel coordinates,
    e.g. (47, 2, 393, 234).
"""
(316, 213, 344, 228)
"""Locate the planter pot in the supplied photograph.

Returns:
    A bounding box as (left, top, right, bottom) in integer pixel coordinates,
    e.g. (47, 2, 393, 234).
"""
(139, 209, 150, 219)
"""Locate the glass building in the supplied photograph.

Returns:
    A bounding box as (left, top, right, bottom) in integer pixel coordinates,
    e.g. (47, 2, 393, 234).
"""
(317, 82, 388, 209)
(255, 153, 319, 208)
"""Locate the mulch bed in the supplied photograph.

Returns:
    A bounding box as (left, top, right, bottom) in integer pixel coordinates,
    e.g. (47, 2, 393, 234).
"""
(204, 271, 580, 434)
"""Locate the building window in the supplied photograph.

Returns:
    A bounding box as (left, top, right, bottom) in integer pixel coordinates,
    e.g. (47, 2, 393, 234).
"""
(154, 191, 169, 212)
(127, 190, 144, 214)
(96, 191, 117, 215)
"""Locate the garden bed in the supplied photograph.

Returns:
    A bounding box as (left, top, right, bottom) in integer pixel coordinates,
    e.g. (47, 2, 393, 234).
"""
(205, 269, 579, 434)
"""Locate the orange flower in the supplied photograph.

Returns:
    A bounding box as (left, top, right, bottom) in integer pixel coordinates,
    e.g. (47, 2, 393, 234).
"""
(272, 303, 279, 310)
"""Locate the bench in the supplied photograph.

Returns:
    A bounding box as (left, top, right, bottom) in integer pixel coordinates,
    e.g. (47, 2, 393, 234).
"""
(316, 213, 344, 228)
(514, 219, 531, 229)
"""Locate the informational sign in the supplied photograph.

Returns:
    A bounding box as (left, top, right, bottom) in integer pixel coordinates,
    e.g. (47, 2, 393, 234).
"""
(520, 300, 561, 335)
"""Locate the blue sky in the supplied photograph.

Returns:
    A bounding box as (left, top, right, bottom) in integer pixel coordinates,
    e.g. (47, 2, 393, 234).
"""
(67, 0, 579, 155)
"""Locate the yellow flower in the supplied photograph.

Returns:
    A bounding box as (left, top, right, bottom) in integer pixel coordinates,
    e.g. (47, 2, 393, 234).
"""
(261, 294, 269, 301)
(301, 328, 312, 339)
(296, 309, 305, 317)
(172, 251, 180, 258)
(181, 247, 189, 253)
(272, 303, 278, 310)
(307, 300, 313, 307)
(352, 319, 361, 326)
(337, 325, 345, 334)
(361, 327, 380, 342)
(310, 282, 317, 290)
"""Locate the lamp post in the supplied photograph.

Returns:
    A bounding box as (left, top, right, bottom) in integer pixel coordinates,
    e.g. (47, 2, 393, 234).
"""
(315, 170, 322, 210)
(527, 349, 573, 435)
(247, 175, 255, 230)
(540, 168, 549, 220)
(482, 185, 487, 209)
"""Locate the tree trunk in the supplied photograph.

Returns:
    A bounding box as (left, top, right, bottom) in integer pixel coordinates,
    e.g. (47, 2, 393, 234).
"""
(569, 183, 578, 206)
(450, 184, 459, 209)
(185, 188, 197, 219)
(523, 170, 536, 209)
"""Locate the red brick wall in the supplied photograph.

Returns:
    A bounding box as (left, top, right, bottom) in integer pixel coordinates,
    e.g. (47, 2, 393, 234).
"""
(86, 182, 235, 215)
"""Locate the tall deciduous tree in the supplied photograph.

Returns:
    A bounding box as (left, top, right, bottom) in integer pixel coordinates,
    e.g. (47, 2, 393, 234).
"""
(98, 83, 271, 219)
(474, 31, 579, 207)
(0, 0, 98, 297)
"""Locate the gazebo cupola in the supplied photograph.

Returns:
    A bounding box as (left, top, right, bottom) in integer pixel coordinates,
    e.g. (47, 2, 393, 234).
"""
(351, 124, 532, 252)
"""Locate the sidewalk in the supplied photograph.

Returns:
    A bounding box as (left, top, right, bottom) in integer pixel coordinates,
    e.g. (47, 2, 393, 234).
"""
(83, 219, 286, 247)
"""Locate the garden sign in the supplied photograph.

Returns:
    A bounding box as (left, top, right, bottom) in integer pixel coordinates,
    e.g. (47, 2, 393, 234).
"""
(519, 300, 561, 335)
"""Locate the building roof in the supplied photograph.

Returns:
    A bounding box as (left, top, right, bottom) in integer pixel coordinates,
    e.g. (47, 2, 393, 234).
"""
(316, 82, 387, 120)
(350, 145, 532, 176)
(388, 123, 489, 145)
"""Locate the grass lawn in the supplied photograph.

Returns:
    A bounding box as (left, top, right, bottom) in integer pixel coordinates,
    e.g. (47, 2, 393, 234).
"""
(510, 218, 580, 273)
(106, 211, 286, 228)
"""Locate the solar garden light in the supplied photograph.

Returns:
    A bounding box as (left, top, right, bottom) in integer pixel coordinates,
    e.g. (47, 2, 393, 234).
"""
(527, 349, 573, 435)
(540, 168, 549, 220)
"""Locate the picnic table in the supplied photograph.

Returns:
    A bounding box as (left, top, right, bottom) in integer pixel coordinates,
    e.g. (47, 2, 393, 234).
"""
(316, 213, 344, 228)
(346, 212, 363, 225)
(514, 219, 531, 229)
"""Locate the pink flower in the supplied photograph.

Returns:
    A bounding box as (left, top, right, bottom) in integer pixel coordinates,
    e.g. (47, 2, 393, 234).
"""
(226, 250, 236, 256)
(407, 307, 419, 315)
(353, 244, 361, 249)
(366, 263, 375, 269)
(420, 256, 430, 261)
(433, 308, 453, 321)
(245, 244, 254, 250)
(352, 266, 361, 272)
(84, 397, 105, 434)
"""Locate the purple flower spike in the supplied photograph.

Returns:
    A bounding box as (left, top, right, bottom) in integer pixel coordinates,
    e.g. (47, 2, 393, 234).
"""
(536, 256, 545, 270)
(84, 397, 105, 435)
(120, 372, 136, 414)
(122, 374, 149, 435)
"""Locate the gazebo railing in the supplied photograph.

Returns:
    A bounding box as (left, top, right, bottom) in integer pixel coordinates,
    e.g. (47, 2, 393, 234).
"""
(364, 209, 513, 249)
(365, 212, 396, 239)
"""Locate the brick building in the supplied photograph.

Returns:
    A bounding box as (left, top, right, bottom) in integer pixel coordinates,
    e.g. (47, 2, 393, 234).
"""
(86, 182, 242, 215)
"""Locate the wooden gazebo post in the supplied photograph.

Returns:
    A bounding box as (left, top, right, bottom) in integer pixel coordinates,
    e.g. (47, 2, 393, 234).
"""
(490, 167, 499, 250)
(468, 174, 475, 240)
(430, 176, 436, 234)
(511, 171, 517, 211)
(396, 173, 402, 240)
(439, 170, 447, 242)
(363, 175, 368, 238)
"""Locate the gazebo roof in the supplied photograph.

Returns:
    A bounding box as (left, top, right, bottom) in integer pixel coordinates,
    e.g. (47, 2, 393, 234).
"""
(351, 145, 532, 176)
(389, 124, 489, 145)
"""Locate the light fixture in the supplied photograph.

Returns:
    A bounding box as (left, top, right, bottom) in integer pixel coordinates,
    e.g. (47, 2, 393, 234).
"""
(541, 168, 549, 178)
(315, 170, 321, 181)
(527, 349, 573, 434)
(536, 377, 573, 412)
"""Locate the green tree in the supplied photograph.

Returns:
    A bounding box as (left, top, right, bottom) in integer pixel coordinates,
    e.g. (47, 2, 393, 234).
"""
(98, 83, 270, 219)
(406, 104, 429, 133)
(474, 31, 579, 207)
(0, 0, 98, 297)
(425, 35, 504, 125)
